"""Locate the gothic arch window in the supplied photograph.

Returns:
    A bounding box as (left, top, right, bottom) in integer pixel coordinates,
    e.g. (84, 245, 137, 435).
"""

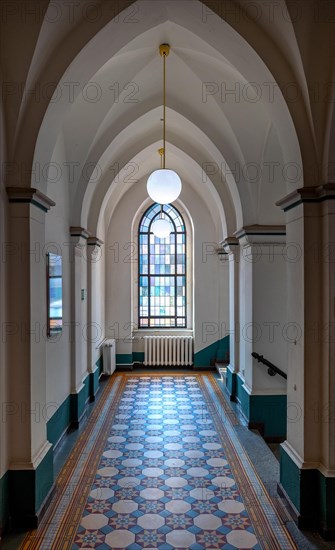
(138, 203, 186, 328)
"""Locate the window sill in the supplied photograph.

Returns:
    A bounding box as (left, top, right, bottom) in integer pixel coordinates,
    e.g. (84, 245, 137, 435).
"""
(132, 329, 193, 338)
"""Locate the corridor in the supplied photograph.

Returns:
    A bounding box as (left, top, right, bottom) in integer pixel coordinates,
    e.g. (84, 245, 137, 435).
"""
(1, 0, 335, 544)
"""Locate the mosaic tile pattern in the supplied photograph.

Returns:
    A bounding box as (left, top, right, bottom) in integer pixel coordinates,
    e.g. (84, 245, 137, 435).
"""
(73, 376, 260, 549)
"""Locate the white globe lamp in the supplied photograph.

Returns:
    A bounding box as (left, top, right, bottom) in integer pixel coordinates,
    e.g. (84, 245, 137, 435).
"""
(151, 217, 172, 238)
(147, 169, 182, 204)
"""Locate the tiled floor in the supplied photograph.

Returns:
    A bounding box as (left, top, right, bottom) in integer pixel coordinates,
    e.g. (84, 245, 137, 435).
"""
(71, 375, 290, 549)
(3, 371, 334, 549)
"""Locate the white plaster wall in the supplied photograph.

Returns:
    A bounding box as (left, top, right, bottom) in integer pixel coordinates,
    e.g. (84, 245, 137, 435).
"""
(252, 245, 287, 392)
(45, 135, 72, 408)
(239, 241, 287, 394)
(97, 242, 106, 356)
(105, 177, 229, 357)
(193, 203, 226, 356)
(219, 256, 230, 351)
(258, 125, 287, 223)
(30, 207, 49, 455)
(285, 210, 305, 459)
(239, 246, 252, 381)
(106, 198, 133, 354)
(81, 251, 87, 377)
(89, 243, 106, 368)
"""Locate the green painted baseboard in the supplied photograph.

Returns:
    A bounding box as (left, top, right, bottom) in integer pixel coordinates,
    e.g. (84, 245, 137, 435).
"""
(116, 352, 144, 368)
(9, 446, 54, 527)
(226, 368, 237, 398)
(194, 336, 229, 367)
(0, 470, 9, 534)
(89, 367, 100, 398)
(236, 374, 249, 416)
(47, 356, 103, 446)
(280, 446, 335, 538)
(47, 395, 71, 447)
(248, 394, 287, 438)
(116, 353, 133, 365)
(226, 373, 286, 439)
(132, 352, 144, 363)
(70, 384, 87, 427)
(4, 357, 105, 530)
(96, 354, 103, 375)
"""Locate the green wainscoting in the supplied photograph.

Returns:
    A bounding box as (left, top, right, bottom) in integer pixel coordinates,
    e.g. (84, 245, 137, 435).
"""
(225, 368, 236, 398)
(132, 352, 145, 364)
(116, 352, 145, 368)
(9, 445, 53, 527)
(280, 446, 335, 538)
(239, 385, 286, 439)
(47, 358, 103, 445)
(319, 472, 335, 537)
(116, 353, 133, 368)
(194, 336, 229, 367)
(236, 375, 249, 419)
(47, 394, 71, 447)
(0, 470, 9, 534)
(70, 383, 87, 427)
(225, 373, 286, 439)
(3, 357, 105, 531)
(96, 354, 103, 375)
(248, 394, 287, 438)
(89, 367, 100, 399)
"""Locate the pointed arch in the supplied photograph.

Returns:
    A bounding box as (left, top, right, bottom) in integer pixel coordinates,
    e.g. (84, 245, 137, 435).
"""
(138, 203, 187, 329)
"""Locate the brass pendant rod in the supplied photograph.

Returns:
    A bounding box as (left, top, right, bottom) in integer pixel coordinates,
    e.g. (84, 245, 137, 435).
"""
(159, 44, 170, 170)
(163, 51, 166, 169)
(158, 147, 164, 169)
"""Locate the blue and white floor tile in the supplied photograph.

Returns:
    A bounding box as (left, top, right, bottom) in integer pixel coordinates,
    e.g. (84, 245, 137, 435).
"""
(72, 376, 278, 549)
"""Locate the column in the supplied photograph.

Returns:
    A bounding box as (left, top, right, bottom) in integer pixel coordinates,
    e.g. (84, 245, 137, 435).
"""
(277, 185, 335, 536)
(87, 237, 104, 399)
(6, 188, 55, 526)
(235, 225, 287, 439)
(222, 237, 239, 398)
(69, 227, 89, 427)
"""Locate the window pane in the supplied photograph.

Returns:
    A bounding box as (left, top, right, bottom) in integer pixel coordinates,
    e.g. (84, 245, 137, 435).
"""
(139, 203, 186, 328)
(49, 278, 62, 318)
(49, 253, 62, 277)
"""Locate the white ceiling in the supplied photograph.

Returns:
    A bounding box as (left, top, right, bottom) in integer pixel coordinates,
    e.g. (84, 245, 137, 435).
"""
(33, 0, 308, 237)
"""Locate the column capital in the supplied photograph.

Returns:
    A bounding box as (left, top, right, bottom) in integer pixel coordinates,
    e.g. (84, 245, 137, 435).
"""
(86, 237, 103, 263)
(234, 225, 286, 245)
(87, 236, 104, 247)
(6, 187, 55, 212)
(276, 183, 335, 212)
(70, 226, 90, 239)
(220, 236, 239, 254)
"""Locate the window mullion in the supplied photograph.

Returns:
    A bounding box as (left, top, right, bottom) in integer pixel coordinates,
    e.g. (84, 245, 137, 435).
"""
(174, 231, 177, 327)
(138, 204, 187, 329)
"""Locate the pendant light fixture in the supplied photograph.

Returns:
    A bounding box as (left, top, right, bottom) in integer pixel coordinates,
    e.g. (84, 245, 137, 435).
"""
(147, 44, 182, 204)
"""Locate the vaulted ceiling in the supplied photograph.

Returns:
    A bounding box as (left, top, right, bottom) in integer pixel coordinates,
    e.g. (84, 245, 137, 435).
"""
(1, 0, 334, 238)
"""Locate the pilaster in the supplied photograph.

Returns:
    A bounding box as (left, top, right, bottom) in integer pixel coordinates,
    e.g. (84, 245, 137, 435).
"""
(234, 225, 287, 438)
(69, 227, 89, 425)
(87, 237, 104, 400)
(277, 184, 335, 537)
(222, 237, 239, 374)
(6, 187, 55, 525)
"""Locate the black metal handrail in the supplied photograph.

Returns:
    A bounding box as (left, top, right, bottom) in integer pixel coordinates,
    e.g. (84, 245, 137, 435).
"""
(251, 352, 287, 380)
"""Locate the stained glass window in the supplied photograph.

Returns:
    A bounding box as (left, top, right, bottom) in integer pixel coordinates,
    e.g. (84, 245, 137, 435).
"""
(139, 204, 186, 328)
